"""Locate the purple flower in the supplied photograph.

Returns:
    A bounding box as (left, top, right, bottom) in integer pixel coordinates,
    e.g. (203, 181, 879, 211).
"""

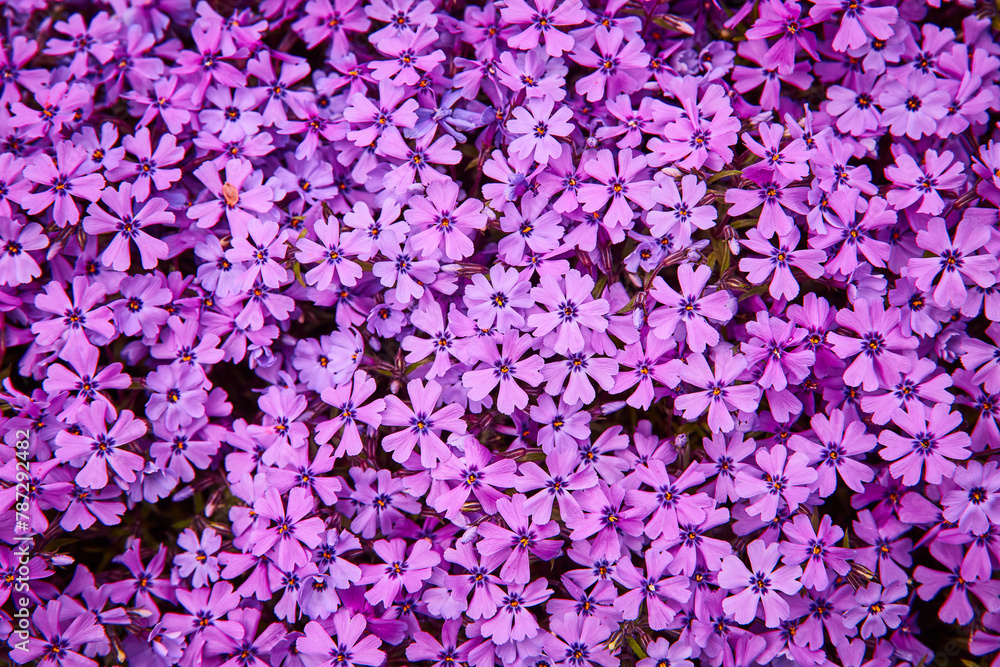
(514, 443, 597, 523)
(13, 600, 107, 666)
(53, 403, 145, 490)
(359, 538, 441, 607)
(431, 436, 518, 521)
(295, 216, 364, 291)
(942, 461, 1000, 535)
(22, 141, 105, 226)
(626, 461, 712, 541)
(734, 444, 817, 521)
(481, 579, 552, 644)
(809, 0, 897, 51)
(877, 71, 950, 140)
(827, 299, 917, 391)
(527, 269, 609, 355)
(145, 364, 208, 431)
(878, 402, 972, 486)
(904, 215, 999, 309)
(578, 148, 655, 235)
(381, 378, 466, 467)
(674, 351, 761, 434)
(541, 615, 617, 667)
(463, 330, 544, 414)
(316, 371, 385, 459)
(501, 0, 586, 57)
(570, 30, 650, 102)
(718, 539, 802, 627)
(843, 582, 907, 639)
(788, 409, 876, 495)
(649, 264, 736, 353)
(507, 96, 574, 164)
(106, 127, 184, 201)
(0, 216, 46, 286)
(404, 179, 488, 261)
(648, 174, 717, 239)
(175, 527, 222, 588)
(476, 493, 561, 584)
(778, 514, 852, 591)
(297, 611, 385, 667)
(249, 487, 326, 571)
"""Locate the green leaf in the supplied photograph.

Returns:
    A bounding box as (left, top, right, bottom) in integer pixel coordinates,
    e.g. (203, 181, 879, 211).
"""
(627, 638, 647, 660)
(293, 261, 308, 288)
(708, 169, 743, 184)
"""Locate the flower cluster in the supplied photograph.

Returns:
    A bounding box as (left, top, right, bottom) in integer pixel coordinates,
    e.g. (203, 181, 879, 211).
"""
(1, 0, 1000, 666)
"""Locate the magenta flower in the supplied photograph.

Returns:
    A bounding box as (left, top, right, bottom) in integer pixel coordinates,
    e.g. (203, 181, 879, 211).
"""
(541, 615, 617, 667)
(788, 409, 876, 496)
(734, 444, 817, 521)
(249, 487, 326, 571)
(187, 158, 274, 230)
(507, 96, 574, 164)
(83, 181, 172, 271)
(611, 334, 679, 411)
(53, 403, 146, 489)
(0, 216, 46, 286)
(22, 141, 105, 226)
(877, 71, 950, 140)
(514, 443, 597, 523)
(904, 215, 998, 309)
(316, 371, 385, 459)
(226, 218, 291, 290)
(430, 437, 518, 521)
(481, 579, 552, 644)
(626, 461, 712, 541)
(718, 539, 802, 627)
(827, 299, 918, 391)
(175, 527, 222, 588)
(43, 343, 130, 422)
(462, 330, 544, 414)
(343, 79, 418, 148)
(648, 174, 717, 238)
(297, 611, 385, 667)
(843, 583, 908, 639)
(570, 29, 649, 102)
(778, 514, 851, 591)
(32, 276, 116, 350)
(542, 350, 619, 406)
(527, 269, 609, 355)
(725, 172, 808, 239)
(359, 538, 440, 607)
(942, 461, 1000, 535)
(501, 0, 586, 57)
(569, 480, 645, 560)
(381, 378, 466, 467)
(404, 179, 488, 261)
(464, 264, 534, 332)
(885, 149, 966, 215)
(476, 493, 561, 584)
(578, 148, 655, 234)
(648, 264, 736, 353)
(809, 0, 897, 51)
(674, 351, 761, 434)
(878, 402, 972, 486)
(613, 548, 692, 629)
(13, 600, 107, 667)
(296, 215, 366, 290)
(105, 127, 184, 201)
(145, 364, 208, 431)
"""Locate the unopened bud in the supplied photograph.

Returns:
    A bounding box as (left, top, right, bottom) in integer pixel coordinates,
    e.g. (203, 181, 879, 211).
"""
(600, 400, 628, 415)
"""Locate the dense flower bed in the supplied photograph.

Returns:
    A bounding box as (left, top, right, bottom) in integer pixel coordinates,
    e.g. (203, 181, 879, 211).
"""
(1, 0, 1000, 665)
